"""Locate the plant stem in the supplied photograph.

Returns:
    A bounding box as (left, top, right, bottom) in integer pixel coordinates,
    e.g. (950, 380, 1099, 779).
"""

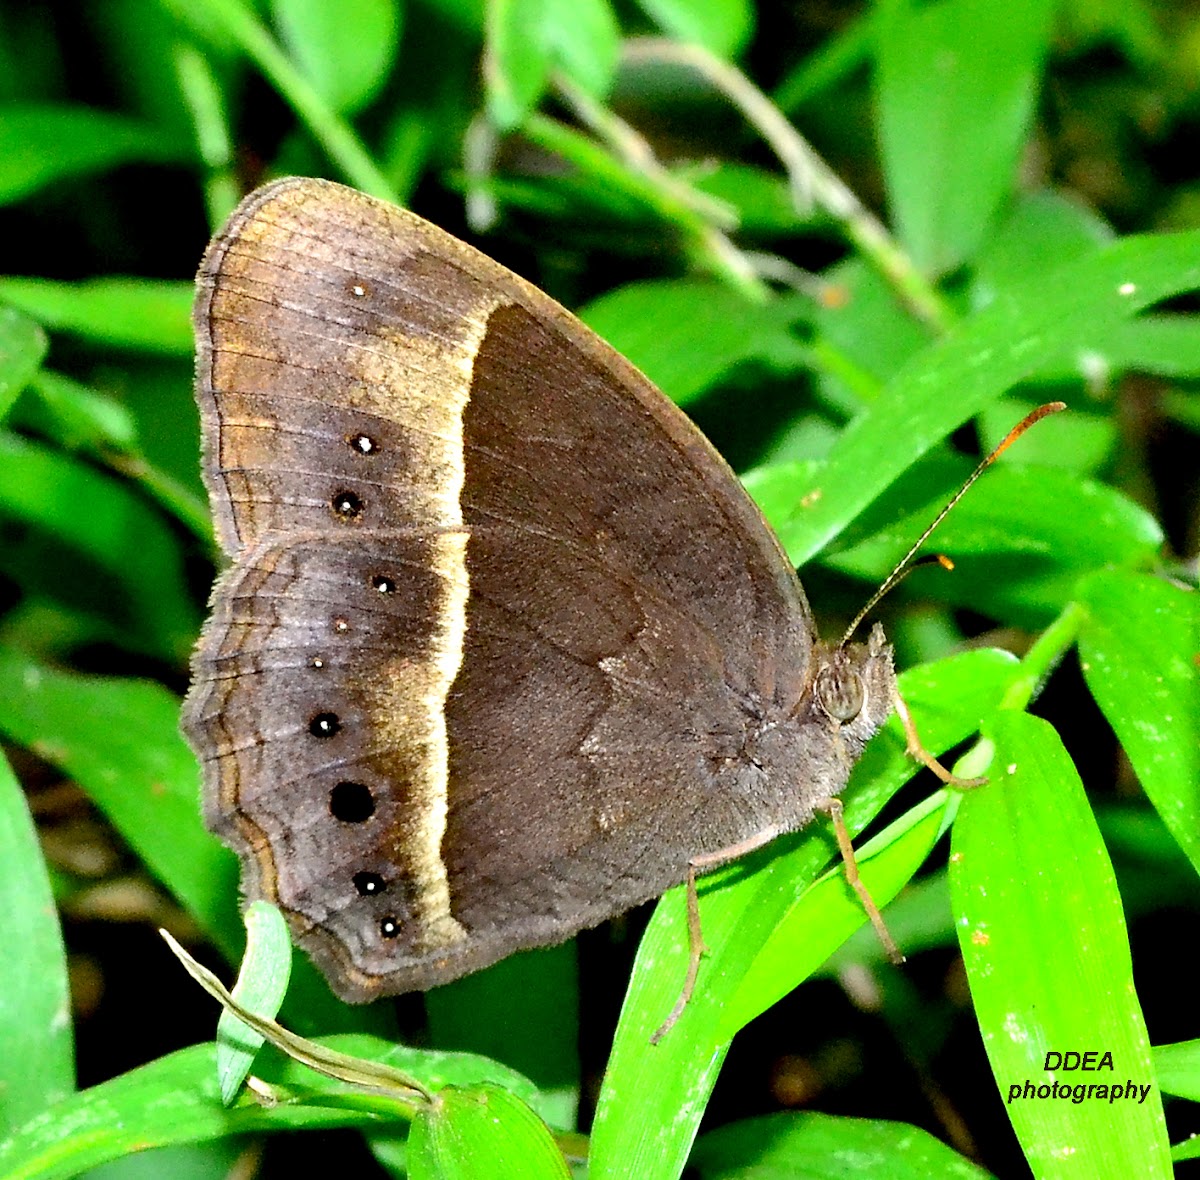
(1001, 601, 1087, 713)
(624, 38, 953, 333)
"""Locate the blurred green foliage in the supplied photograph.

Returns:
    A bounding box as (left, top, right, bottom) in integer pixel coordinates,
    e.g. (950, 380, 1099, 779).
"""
(0, 1, 1198, 1178)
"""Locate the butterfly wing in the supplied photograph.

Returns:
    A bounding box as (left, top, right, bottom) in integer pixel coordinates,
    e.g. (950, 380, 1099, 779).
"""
(185, 178, 855, 1001)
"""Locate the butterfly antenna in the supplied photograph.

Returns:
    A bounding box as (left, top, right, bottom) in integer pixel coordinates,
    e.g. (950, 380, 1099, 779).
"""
(838, 401, 1066, 648)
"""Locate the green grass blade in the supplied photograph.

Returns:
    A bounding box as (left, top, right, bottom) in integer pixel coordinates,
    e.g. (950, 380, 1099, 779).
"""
(0, 304, 47, 421)
(788, 230, 1200, 563)
(409, 1084, 569, 1180)
(0, 749, 74, 1136)
(0, 648, 243, 959)
(0, 1035, 541, 1180)
(951, 711, 1170, 1178)
(1078, 569, 1200, 877)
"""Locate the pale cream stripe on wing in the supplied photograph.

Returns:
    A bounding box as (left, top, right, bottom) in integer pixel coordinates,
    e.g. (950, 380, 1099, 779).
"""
(363, 294, 503, 951)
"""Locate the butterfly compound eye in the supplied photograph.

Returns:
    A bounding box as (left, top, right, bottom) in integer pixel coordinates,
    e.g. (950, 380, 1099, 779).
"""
(816, 665, 865, 722)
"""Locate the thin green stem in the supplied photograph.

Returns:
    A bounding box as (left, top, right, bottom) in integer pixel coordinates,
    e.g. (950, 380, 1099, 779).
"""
(1000, 601, 1086, 713)
(553, 73, 738, 230)
(522, 114, 770, 301)
(173, 42, 240, 228)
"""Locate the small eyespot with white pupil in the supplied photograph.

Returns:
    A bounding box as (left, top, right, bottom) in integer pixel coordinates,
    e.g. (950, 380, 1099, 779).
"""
(354, 871, 386, 896)
(348, 433, 377, 455)
(380, 916, 400, 939)
(372, 575, 395, 594)
(309, 712, 341, 737)
(350, 281, 368, 297)
(332, 490, 363, 519)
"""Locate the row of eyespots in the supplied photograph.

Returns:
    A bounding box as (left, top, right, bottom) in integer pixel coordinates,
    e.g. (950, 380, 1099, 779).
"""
(306, 542, 402, 942)
(331, 433, 378, 519)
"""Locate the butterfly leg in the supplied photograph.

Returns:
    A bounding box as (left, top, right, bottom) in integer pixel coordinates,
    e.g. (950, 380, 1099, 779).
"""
(891, 687, 987, 789)
(812, 796, 903, 966)
(651, 825, 785, 1043)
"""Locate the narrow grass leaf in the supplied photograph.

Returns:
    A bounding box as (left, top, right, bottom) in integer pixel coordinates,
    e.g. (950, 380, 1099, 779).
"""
(0, 103, 189, 205)
(826, 465, 1163, 625)
(409, 1084, 569, 1180)
(877, 0, 1055, 273)
(485, 0, 551, 130)
(634, 0, 753, 57)
(0, 432, 199, 662)
(0, 277, 193, 354)
(544, 0, 619, 102)
(691, 1110, 993, 1179)
(0, 305, 47, 420)
(1077, 569, 1200, 877)
(0, 750, 74, 1136)
(951, 711, 1170, 1178)
(787, 230, 1200, 563)
(580, 280, 808, 405)
(0, 649, 243, 959)
(217, 902, 293, 1105)
(0, 1034, 538, 1180)
(272, 0, 401, 115)
(1153, 1039, 1200, 1102)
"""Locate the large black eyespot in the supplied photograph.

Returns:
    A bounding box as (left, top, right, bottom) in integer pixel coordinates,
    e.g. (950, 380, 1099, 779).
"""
(816, 665, 865, 722)
(329, 781, 375, 822)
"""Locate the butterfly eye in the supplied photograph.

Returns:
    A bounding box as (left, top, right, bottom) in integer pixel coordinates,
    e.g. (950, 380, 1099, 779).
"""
(816, 665, 865, 722)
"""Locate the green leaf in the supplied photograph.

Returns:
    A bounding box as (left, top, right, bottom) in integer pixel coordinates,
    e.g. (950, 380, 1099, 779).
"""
(691, 1110, 992, 1179)
(951, 711, 1171, 1178)
(0, 103, 189, 205)
(876, 0, 1056, 273)
(14, 370, 212, 544)
(543, 0, 619, 103)
(485, 0, 552, 130)
(426, 945, 580, 1132)
(0, 1035, 539, 1180)
(217, 902, 293, 1106)
(634, 0, 754, 57)
(0, 649, 243, 960)
(484, 0, 617, 129)
(1078, 570, 1200, 878)
(0, 304, 47, 421)
(1153, 1039, 1200, 1102)
(972, 189, 1113, 304)
(0, 277, 194, 354)
(809, 257, 931, 400)
(272, 0, 402, 115)
(579, 280, 808, 405)
(977, 394, 1115, 476)
(786, 230, 1200, 564)
(689, 162, 811, 234)
(409, 1084, 569, 1179)
(588, 648, 1017, 1180)
(22, 369, 139, 452)
(0, 749, 74, 1136)
(0, 432, 200, 662)
(825, 463, 1163, 626)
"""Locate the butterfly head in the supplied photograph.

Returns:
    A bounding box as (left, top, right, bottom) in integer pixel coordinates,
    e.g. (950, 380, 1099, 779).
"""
(810, 623, 895, 754)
